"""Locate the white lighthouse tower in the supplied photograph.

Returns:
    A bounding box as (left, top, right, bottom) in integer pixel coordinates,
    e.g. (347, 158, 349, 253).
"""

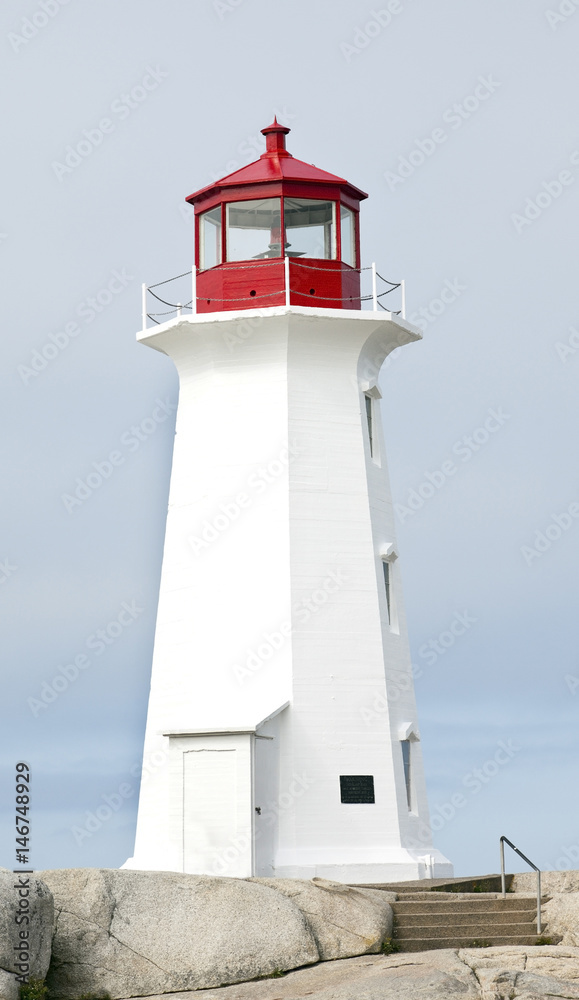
(124, 120, 452, 883)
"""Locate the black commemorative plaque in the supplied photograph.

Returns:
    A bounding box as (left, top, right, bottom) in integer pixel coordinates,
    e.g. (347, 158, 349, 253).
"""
(339, 774, 375, 804)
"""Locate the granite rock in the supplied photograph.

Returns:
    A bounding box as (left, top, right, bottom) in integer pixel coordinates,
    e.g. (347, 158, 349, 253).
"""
(248, 876, 394, 959)
(38, 868, 319, 999)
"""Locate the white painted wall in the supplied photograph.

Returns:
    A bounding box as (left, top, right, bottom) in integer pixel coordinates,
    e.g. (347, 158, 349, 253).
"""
(124, 306, 453, 882)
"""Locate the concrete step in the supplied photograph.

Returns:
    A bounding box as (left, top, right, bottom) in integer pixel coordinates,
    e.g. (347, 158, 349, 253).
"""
(393, 898, 540, 913)
(394, 910, 538, 928)
(395, 920, 537, 937)
(395, 891, 546, 901)
(350, 874, 512, 894)
(396, 934, 541, 952)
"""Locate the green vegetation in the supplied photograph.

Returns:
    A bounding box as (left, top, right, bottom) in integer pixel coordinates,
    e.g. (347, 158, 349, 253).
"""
(19, 980, 48, 1000)
(19, 984, 111, 1000)
(469, 939, 492, 948)
(380, 937, 400, 954)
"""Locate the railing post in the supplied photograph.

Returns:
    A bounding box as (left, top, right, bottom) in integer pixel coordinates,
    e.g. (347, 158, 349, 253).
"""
(500, 835, 542, 936)
(176, 303, 182, 318)
(285, 254, 291, 308)
(500, 838, 506, 898)
(191, 265, 197, 315)
(401, 278, 406, 320)
(142, 283, 147, 331)
(371, 262, 377, 311)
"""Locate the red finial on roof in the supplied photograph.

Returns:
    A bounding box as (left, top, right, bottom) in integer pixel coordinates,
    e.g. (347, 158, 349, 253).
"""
(261, 117, 292, 157)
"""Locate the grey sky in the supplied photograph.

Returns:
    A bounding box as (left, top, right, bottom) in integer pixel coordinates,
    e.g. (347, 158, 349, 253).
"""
(1, 0, 578, 877)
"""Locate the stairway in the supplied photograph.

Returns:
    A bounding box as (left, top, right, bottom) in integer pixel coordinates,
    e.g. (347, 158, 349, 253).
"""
(390, 891, 548, 952)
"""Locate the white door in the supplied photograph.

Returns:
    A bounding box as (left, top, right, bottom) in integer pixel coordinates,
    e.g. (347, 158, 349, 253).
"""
(183, 749, 238, 874)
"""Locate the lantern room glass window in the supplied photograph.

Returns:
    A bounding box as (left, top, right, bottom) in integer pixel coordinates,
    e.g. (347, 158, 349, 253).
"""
(226, 198, 282, 261)
(284, 198, 336, 259)
(340, 205, 356, 267)
(199, 206, 222, 271)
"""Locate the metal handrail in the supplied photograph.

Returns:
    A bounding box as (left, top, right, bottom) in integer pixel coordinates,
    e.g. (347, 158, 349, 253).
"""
(500, 835, 542, 934)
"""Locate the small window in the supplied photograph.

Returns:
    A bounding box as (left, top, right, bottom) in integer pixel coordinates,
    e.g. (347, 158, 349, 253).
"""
(340, 205, 356, 267)
(340, 775, 375, 804)
(365, 394, 373, 456)
(284, 198, 336, 259)
(382, 560, 391, 624)
(199, 207, 222, 271)
(401, 740, 412, 809)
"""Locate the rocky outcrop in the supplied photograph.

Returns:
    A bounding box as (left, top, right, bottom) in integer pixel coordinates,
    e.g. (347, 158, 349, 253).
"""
(248, 876, 394, 959)
(0, 869, 54, 1000)
(512, 868, 579, 894)
(138, 946, 579, 999)
(543, 892, 579, 945)
(135, 946, 579, 1000)
(38, 868, 319, 999)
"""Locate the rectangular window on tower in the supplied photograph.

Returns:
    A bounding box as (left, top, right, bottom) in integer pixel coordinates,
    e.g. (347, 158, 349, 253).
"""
(365, 394, 374, 456)
(382, 559, 391, 624)
(340, 205, 356, 267)
(401, 740, 412, 810)
(199, 207, 222, 271)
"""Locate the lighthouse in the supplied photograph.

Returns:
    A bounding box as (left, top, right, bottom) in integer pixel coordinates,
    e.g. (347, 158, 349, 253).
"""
(124, 120, 453, 883)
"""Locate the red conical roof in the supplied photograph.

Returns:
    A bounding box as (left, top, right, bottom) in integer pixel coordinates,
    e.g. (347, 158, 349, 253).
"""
(186, 120, 367, 207)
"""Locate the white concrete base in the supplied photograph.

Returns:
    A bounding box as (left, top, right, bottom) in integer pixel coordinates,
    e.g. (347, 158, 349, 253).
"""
(272, 851, 454, 883)
(120, 857, 454, 882)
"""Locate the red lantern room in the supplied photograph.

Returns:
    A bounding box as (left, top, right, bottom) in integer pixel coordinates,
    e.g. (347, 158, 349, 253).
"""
(186, 119, 368, 313)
